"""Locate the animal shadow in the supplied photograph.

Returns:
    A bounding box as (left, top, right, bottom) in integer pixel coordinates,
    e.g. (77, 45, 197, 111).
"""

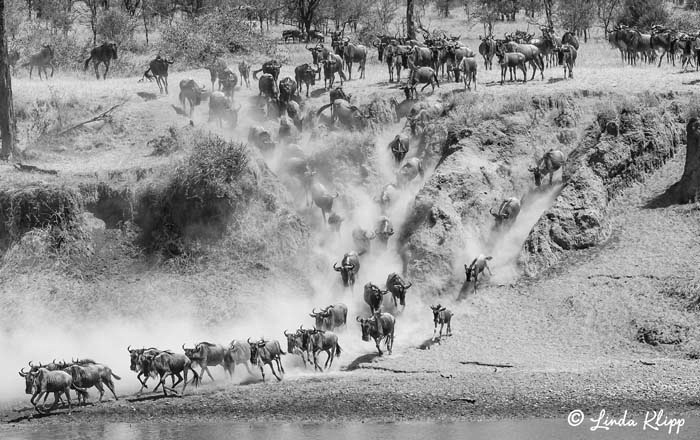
(343, 353, 382, 371)
(457, 280, 473, 301)
(310, 88, 327, 98)
(417, 337, 441, 350)
(547, 77, 565, 84)
(171, 105, 187, 116)
(683, 79, 700, 85)
(126, 394, 172, 403)
(136, 91, 158, 101)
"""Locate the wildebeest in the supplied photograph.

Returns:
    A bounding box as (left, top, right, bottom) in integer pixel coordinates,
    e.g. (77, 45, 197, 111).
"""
(308, 43, 332, 78)
(333, 251, 360, 289)
(491, 197, 521, 227)
(457, 57, 477, 91)
(295, 63, 319, 97)
(410, 45, 433, 68)
(182, 342, 228, 383)
(247, 338, 286, 382)
(496, 52, 527, 85)
(219, 68, 238, 98)
(557, 44, 577, 79)
(397, 157, 424, 187)
(316, 99, 367, 130)
(329, 86, 351, 103)
(352, 227, 376, 256)
(499, 41, 544, 80)
(238, 60, 251, 88)
(23, 44, 55, 80)
(225, 340, 256, 378)
(479, 35, 497, 70)
(407, 64, 439, 96)
(465, 254, 493, 294)
(321, 55, 347, 89)
(127, 346, 161, 393)
(378, 183, 398, 213)
(27, 368, 81, 414)
(406, 102, 444, 135)
(356, 313, 395, 355)
(309, 303, 348, 331)
(208, 91, 241, 128)
(363, 282, 389, 314)
(252, 59, 282, 82)
(206, 57, 228, 91)
(284, 329, 310, 367)
(530, 149, 565, 186)
(385, 272, 412, 309)
(69, 359, 120, 403)
(388, 134, 409, 164)
(390, 95, 418, 122)
(341, 42, 368, 80)
(278, 76, 298, 104)
(142, 56, 174, 94)
(84, 42, 117, 80)
(306, 330, 341, 372)
(327, 212, 343, 232)
(257, 73, 278, 101)
(248, 126, 275, 150)
(375, 215, 394, 247)
(283, 29, 305, 43)
(141, 350, 199, 396)
(310, 180, 338, 223)
(178, 78, 206, 117)
(430, 304, 453, 340)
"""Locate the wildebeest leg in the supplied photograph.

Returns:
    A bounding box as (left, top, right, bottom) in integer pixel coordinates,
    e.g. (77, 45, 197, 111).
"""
(421, 82, 429, 92)
(94, 61, 100, 79)
(269, 362, 283, 381)
(375, 337, 383, 356)
(49, 62, 54, 78)
(313, 350, 322, 372)
(258, 364, 266, 381)
(170, 371, 184, 389)
(325, 349, 333, 368)
(95, 381, 106, 402)
(104, 60, 111, 80)
(447, 320, 452, 336)
(202, 365, 215, 382)
(164, 76, 169, 94)
(104, 378, 118, 400)
(387, 332, 394, 354)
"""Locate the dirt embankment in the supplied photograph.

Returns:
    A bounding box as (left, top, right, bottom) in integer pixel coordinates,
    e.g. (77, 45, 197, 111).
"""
(521, 98, 682, 276)
(399, 93, 585, 294)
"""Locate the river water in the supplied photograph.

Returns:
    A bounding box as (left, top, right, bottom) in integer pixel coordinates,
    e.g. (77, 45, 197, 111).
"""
(2, 418, 696, 440)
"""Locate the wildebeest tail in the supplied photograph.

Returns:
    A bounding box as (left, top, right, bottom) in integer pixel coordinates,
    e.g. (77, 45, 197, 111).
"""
(111, 372, 122, 380)
(335, 343, 341, 357)
(316, 102, 333, 117)
(252, 68, 262, 80)
(83, 55, 93, 71)
(557, 50, 564, 66)
(433, 72, 439, 87)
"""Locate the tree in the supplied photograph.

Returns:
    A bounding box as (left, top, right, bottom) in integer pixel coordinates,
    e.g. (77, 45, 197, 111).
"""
(292, 0, 323, 40)
(617, 0, 668, 28)
(669, 118, 700, 203)
(558, 0, 595, 41)
(406, 0, 415, 39)
(542, 0, 554, 28)
(473, 0, 501, 37)
(0, 0, 17, 160)
(596, 0, 622, 35)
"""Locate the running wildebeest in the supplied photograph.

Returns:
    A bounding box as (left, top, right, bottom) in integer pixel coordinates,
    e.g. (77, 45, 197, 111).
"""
(23, 44, 55, 80)
(479, 35, 497, 70)
(334, 251, 360, 290)
(309, 304, 348, 331)
(375, 215, 395, 247)
(84, 42, 118, 80)
(329, 86, 351, 103)
(142, 56, 174, 94)
(499, 41, 544, 80)
(491, 197, 521, 227)
(67, 359, 120, 403)
(278, 76, 298, 104)
(352, 227, 376, 256)
(457, 56, 477, 91)
(306, 330, 341, 372)
(208, 91, 241, 128)
(397, 157, 425, 187)
(430, 304, 453, 340)
(407, 63, 439, 96)
(388, 134, 409, 164)
(248, 126, 275, 150)
(465, 254, 493, 294)
(219, 68, 238, 98)
(316, 99, 367, 130)
(356, 313, 395, 355)
(238, 60, 251, 88)
(182, 342, 228, 383)
(378, 183, 398, 213)
(284, 329, 310, 368)
(225, 340, 256, 378)
(127, 346, 161, 393)
(386, 272, 412, 309)
(530, 149, 565, 186)
(310, 180, 338, 223)
(363, 282, 389, 314)
(26, 368, 83, 414)
(141, 350, 199, 396)
(247, 338, 286, 382)
(327, 212, 343, 232)
(496, 52, 527, 85)
(178, 78, 206, 117)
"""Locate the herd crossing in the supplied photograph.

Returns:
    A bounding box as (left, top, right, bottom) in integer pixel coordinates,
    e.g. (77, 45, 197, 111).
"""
(13, 25, 580, 416)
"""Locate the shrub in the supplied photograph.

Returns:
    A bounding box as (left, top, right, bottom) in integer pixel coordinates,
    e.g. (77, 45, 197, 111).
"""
(617, 0, 669, 29)
(135, 135, 253, 257)
(97, 8, 138, 49)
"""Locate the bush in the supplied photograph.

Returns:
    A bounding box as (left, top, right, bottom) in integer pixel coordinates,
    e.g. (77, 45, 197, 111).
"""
(159, 7, 276, 67)
(97, 8, 138, 49)
(135, 135, 253, 257)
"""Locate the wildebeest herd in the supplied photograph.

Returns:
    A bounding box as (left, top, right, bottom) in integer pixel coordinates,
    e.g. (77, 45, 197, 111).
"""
(14, 24, 575, 415)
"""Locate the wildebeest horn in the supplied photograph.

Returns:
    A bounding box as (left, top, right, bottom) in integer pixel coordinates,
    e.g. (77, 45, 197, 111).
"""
(356, 316, 362, 322)
(333, 262, 340, 271)
(29, 361, 34, 367)
(284, 330, 291, 337)
(247, 337, 253, 344)
(312, 308, 318, 314)
(182, 343, 186, 350)
(490, 208, 497, 216)
(127, 345, 132, 352)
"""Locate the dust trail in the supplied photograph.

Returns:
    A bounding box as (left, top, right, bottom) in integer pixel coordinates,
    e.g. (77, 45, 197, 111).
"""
(488, 183, 564, 284)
